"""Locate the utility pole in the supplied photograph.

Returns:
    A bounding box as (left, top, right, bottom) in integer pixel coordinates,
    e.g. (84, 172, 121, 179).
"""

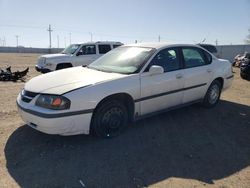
(158, 35, 161, 42)
(215, 39, 218, 46)
(15, 35, 19, 47)
(69, 33, 71, 45)
(47, 24, 53, 48)
(89, 32, 93, 42)
(3, 37, 6, 46)
(57, 35, 59, 48)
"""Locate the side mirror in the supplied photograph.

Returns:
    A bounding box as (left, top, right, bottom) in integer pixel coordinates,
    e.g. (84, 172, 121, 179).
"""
(76, 52, 83, 56)
(149, 65, 164, 75)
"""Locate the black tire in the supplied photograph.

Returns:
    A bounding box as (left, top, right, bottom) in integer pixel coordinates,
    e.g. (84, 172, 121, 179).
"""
(91, 100, 129, 138)
(203, 80, 222, 108)
(56, 63, 72, 70)
(240, 73, 248, 80)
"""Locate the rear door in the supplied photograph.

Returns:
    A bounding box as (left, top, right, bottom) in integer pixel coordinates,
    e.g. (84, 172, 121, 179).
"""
(139, 47, 184, 115)
(181, 47, 214, 103)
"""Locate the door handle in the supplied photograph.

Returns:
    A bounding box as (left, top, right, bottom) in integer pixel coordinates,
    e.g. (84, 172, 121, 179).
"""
(176, 73, 183, 79)
(207, 69, 212, 73)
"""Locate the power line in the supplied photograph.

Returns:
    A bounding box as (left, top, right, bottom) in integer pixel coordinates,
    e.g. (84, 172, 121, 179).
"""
(0, 23, 204, 46)
(0, 23, 186, 42)
(0, 24, 45, 29)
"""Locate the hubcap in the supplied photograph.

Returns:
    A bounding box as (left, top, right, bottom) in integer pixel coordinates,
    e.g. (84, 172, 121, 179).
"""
(208, 85, 220, 104)
(101, 107, 124, 136)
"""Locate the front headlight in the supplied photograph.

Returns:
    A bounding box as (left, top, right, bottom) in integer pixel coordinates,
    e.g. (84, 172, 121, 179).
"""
(35, 94, 71, 110)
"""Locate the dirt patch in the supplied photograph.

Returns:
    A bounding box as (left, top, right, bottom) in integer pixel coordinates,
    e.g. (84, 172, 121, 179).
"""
(0, 53, 249, 188)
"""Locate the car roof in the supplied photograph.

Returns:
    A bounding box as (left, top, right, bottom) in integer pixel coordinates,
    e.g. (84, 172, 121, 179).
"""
(123, 42, 201, 50)
(74, 41, 123, 46)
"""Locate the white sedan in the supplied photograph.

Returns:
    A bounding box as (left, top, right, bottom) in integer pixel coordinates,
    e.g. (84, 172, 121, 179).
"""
(17, 43, 233, 137)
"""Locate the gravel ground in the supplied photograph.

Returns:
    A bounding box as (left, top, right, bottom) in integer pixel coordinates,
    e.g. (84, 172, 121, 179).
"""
(0, 53, 249, 188)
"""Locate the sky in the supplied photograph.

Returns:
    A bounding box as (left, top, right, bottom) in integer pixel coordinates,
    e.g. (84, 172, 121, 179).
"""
(0, 0, 250, 48)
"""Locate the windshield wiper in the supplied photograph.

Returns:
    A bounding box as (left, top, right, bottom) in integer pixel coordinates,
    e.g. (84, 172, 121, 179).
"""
(85, 66, 102, 71)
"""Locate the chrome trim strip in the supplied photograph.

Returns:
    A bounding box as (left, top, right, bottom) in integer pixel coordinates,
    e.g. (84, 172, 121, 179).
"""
(134, 83, 207, 102)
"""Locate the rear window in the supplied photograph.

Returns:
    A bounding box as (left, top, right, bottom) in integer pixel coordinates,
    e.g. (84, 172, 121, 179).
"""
(199, 44, 217, 53)
(98, 44, 111, 54)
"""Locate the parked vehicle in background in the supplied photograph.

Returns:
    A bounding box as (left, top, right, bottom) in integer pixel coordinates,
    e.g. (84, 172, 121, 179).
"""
(17, 43, 233, 138)
(35, 41, 123, 73)
(240, 54, 250, 80)
(198, 44, 219, 58)
(234, 52, 250, 67)
(233, 54, 243, 67)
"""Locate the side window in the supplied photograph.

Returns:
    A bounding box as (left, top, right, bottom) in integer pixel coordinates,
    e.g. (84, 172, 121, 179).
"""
(203, 50, 212, 64)
(182, 48, 206, 68)
(146, 48, 180, 72)
(98, 44, 111, 54)
(77, 45, 96, 55)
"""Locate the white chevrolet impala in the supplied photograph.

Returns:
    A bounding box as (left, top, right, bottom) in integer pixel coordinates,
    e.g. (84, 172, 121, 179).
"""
(17, 43, 233, 137)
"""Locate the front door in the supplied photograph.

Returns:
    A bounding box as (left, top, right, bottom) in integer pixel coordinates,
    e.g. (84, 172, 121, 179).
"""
(72, 44, 100, 66)
(139, 48, 184, 115)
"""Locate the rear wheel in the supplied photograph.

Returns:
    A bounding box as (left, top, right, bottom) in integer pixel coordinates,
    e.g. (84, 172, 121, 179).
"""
(91, 100, 128, 138)
(203, 80, 222, 108)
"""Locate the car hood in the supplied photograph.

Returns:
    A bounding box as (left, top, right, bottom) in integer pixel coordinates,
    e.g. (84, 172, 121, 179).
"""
(24, 67, 127, 95)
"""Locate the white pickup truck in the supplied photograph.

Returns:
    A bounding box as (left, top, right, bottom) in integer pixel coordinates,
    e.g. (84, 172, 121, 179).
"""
(35, 41, 123, 73)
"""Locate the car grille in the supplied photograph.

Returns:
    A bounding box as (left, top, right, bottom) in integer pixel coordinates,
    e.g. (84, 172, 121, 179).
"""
(21, 90, 38, 103)
(37, 57, 46, 66)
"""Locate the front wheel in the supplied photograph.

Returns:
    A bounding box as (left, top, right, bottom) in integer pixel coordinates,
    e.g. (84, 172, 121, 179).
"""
(91, 100, 128, 138)
(240, 72, 249, 80)
(202, 80, 222, 108)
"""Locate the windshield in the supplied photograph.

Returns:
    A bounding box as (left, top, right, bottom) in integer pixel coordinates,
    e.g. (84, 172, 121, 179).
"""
(88, 46, 154, 74)
(62, 44, 80, 54)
